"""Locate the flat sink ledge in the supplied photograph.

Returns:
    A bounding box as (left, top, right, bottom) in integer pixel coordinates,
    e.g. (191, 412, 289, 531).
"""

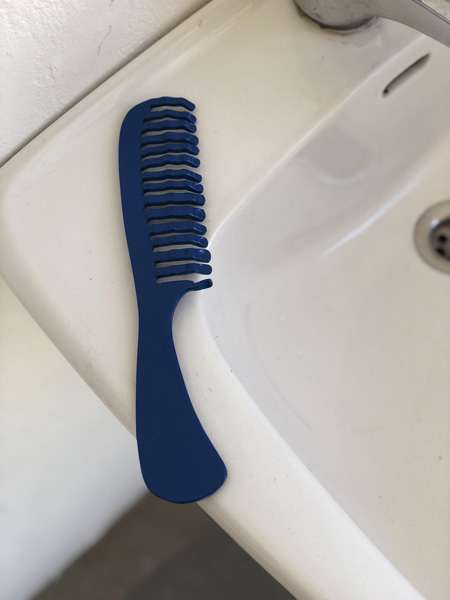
(0, 0, 446, 598)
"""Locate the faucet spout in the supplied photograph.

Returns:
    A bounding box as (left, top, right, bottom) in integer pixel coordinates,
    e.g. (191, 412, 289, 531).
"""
(295, 0, 450, 47)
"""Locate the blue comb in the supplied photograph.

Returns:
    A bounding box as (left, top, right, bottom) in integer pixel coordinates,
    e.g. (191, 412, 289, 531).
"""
(118, 97, 227, 504)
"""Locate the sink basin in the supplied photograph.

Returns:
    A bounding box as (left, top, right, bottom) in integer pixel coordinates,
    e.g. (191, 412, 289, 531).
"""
(1, 0, 449, 598)
(206, 42, 450, 600)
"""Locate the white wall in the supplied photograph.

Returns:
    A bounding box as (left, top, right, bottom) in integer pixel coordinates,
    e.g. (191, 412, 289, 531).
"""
(0, 0, 209, 165)
(0, 1, 209, 598)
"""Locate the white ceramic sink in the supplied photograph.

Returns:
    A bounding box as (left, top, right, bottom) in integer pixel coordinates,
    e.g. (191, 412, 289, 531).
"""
(206, 41, 450, 599)
(1, 0, 449, 598)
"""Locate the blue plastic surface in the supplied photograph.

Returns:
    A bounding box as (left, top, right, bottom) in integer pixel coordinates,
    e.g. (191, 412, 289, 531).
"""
(118, 97, 227, 503)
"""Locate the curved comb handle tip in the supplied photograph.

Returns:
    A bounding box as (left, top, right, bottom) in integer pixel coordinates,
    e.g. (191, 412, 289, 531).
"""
(135, 285, 226, 504)
(136, 349, 227, 505)
(119, 96, 226, 503)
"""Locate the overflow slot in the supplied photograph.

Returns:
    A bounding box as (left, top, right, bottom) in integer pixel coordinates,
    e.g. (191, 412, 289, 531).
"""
(382, 54, 430, 97)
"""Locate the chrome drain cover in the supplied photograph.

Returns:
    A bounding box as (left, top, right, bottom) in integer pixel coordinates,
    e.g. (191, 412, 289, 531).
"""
(414, 200, 450, 274)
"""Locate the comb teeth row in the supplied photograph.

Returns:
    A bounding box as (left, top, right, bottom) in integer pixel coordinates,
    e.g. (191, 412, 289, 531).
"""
(140, 98, 211, 283)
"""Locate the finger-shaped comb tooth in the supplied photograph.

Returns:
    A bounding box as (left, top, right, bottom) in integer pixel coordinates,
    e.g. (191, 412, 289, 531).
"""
(140, 132, 199, 147)
(143, 181, 203, 194)
(144, 109, 196, 123)
(141, 154, 200, 170)
(155, 263, 212, 279)
(146, 206, 205, 222)
(147, 221, 207, 236)
(144, 193, 205, 207)
(153, 248, 211, 264)
(141, 143, 199, 158)
(142, 119, 197, 134)
(191, 278, 213, 291)
(142, 169, 202, 183)
(151, 233, 208, 248)
(148, 97, 195, 111)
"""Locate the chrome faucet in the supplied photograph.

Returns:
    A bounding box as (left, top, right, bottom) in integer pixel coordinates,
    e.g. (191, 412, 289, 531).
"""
(295, 0, 450, 46)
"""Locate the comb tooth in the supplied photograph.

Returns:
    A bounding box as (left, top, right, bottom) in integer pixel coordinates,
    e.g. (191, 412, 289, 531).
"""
(141, 143, 199, 158)
(141, 154, 200, 170)
(140, 132, 199, 147)
(144, 193, 205, 207)
(148, 221, 207, 236)
(192, 278, 213, 290)
(152, 234, 208, 248)
(142, 120, 197, 134)
(143, 181, 203, 194)
(155, 263, 212, 279)
(142, 169, 202, 183)
(153, 248, 211, 264)
(149, 97, 195, 111)
(146, 206, 205, 222)
(144, 109, 196, 123)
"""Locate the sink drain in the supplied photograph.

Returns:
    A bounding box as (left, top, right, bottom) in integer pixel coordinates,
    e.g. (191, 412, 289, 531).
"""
(414, 200, 450, 274)
(430, 218, 450, 259)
